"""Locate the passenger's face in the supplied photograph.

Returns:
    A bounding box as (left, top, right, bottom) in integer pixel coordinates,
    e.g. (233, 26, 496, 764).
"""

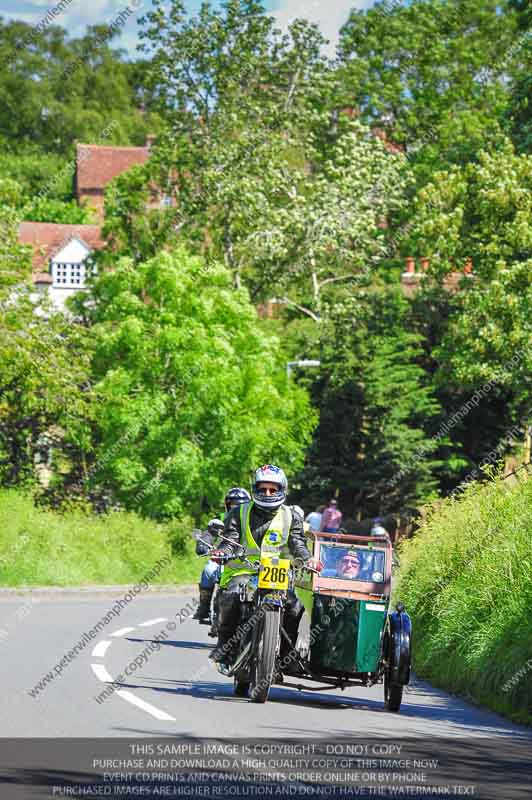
(338, 554, 361, 578)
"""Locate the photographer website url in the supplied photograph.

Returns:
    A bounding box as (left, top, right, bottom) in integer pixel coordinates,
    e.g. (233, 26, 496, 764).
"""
(27, 555, 171, 699)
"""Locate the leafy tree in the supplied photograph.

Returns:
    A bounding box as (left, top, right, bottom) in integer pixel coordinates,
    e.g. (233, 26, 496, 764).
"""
(0, 150, 73, 201)
(507, 72, 532, 155)
(509, 0, 532, 30)
(0, 298, 93, 494)
(110, 113, 409, 314)
(0, 19, 160, 156)
(296, 290, 442, 516)
(0, 176, 94, 224)
(244, 120, 410, 313)
(0, 204, 32, 298)
(506, 34, 532, 154)
(138, 0, 330, 131)
(22, 197, 95, 225)
(0, 210, 92, 493)
(74, 246, 316, 518)
(406, 140, 532, 419)
(337, 0, 517, 152)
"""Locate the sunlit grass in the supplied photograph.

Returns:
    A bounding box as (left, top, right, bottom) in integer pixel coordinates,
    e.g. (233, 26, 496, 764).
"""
(0, 489, 201, 587)
(396, 475, 532, 725)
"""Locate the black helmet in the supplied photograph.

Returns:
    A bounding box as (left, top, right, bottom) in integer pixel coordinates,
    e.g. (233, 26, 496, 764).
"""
(224, 487, 251, 511)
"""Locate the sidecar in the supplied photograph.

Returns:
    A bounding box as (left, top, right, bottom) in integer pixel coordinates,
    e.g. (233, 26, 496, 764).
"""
(292, 532, 411, 712)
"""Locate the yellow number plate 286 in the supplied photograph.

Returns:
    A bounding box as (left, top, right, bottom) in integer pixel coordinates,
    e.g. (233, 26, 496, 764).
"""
(258, 557, 290, 590)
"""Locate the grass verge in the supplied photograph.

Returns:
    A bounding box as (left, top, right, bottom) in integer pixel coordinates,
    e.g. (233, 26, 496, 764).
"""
(0, 488, 202, 587)
(396, 474, 532, 726)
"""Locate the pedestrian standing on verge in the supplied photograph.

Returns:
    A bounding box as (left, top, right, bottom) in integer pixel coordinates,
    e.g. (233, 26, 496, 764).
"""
(320, 498, 343, 533)
(305, 505, 325, 533)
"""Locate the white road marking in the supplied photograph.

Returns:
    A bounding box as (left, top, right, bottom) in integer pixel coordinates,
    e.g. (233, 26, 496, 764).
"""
(110, 627, 136, 637)
(91, 663, 114, 683)
(116, 690, 175, 721)
(90, 620, 175, 723)
(91, 640, 112, 658)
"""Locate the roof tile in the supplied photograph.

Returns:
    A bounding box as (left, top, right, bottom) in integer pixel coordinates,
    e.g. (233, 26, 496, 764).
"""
(76, 144, 150, 192)
(19, 222, 104, 271)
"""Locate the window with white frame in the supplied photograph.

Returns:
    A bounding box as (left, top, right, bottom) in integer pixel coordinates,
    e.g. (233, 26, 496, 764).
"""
(51, 260, 94, 289)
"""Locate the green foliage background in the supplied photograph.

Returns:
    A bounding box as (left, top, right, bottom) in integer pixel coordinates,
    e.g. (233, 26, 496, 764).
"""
(0, 0, 530, 522)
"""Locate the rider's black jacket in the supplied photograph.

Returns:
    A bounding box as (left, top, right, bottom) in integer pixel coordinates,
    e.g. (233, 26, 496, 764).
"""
(219, 503, 311, 563)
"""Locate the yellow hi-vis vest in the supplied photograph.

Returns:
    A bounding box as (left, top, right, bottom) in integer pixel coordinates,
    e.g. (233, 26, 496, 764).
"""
(219, 502, 292, 589)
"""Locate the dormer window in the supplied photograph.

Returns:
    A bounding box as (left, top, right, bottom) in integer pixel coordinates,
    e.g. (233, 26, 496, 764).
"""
(48, 237, 95, 292)
(52, 261, 86, 288)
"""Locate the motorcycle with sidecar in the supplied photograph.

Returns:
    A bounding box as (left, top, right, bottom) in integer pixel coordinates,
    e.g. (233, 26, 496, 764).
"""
(202, 529, 411, 710)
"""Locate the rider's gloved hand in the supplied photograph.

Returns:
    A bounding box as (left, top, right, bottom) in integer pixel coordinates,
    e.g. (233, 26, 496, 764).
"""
(210, 549, 229, 564)
(305, 558, 323, 573)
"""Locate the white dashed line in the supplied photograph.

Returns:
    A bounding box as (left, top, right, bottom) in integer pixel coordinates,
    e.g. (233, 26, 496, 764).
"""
(92, 620, 175, 722)
(91, 663, 114, 683)
(110, 627, 136, 637)
(92, 640, 112, 658)
(115, 690, 175, 721)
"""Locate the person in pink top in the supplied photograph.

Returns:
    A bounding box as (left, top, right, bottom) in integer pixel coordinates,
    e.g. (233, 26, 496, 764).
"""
(320, 499, 343, 532)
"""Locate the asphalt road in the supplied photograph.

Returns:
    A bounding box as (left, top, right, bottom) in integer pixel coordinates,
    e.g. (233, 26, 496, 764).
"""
(1, 591, 531, 799)
(0, 591, 530, 740)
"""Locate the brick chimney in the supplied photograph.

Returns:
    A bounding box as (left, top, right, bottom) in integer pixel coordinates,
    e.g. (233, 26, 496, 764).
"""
(463, 258, 473, 275)
(420, 257, 429, 272)
(401, 257, 419, 297)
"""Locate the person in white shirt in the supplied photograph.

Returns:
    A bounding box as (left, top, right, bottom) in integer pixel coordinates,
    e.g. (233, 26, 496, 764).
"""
(305, 504, 325, 532)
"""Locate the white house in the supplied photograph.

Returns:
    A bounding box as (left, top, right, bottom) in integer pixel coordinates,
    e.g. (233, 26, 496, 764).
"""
(19, 222, 104, 312)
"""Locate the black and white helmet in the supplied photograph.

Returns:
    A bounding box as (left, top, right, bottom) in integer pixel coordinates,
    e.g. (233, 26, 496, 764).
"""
(252, 464, 288, 512)
(207, 518, 225, 535)
(224, 487, 251, 511)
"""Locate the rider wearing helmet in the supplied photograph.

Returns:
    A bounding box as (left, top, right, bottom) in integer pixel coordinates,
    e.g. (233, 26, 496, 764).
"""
(193, 487, 251, 622)
(209, 465, 321, 667)
(225, 487, 251, 511)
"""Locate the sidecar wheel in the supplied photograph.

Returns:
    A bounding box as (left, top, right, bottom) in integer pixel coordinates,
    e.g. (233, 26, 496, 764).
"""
(234, 678, 250, 697)
(384, 671, 403, 712)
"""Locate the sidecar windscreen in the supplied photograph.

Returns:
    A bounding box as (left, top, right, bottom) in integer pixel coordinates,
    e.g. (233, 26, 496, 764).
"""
(319, 544, 386, 583)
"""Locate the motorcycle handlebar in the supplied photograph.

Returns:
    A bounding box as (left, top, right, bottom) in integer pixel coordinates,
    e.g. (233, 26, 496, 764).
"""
(201, 545, 317, 573)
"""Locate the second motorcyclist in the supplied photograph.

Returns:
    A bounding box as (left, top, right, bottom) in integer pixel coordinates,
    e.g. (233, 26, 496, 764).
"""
(193, 487, 250, 623)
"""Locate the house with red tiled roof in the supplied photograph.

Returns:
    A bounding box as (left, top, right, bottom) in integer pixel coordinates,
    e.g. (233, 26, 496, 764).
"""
(75, 135, 154, 219)
(19, 136, 159, 308)
(19, 222, 104, 311)
(401, 256, 474, 296)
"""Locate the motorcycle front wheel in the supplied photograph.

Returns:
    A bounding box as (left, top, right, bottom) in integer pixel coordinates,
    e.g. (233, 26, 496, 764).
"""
(249, 606, 280, 703)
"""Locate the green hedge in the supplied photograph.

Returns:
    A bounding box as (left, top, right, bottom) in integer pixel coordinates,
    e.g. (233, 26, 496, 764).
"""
(0, 489, 200, 587)
(396, 475, 532, 725)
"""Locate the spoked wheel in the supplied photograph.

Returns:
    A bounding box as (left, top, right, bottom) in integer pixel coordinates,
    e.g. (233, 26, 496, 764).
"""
(234, 678, 250, 697)
(384, 670, 403, 712)
(250, 607, 280, 703)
